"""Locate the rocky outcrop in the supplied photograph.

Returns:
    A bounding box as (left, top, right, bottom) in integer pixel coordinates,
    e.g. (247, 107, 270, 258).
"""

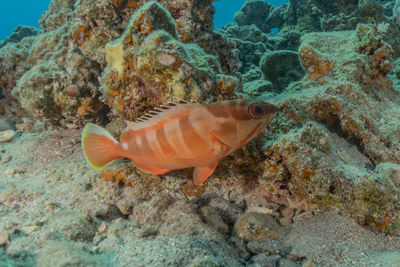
(262, 24, 400, 234)
(100, 1, 237, 120)
(0, 26, 40, 49)
(5, 0, 238, 126)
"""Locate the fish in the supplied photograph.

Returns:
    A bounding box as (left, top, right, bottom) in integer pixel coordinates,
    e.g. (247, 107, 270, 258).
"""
(81, 99, 279, 185)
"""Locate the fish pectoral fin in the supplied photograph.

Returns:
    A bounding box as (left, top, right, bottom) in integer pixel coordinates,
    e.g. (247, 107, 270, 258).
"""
(193, 162, 219, 185)
(133, 161, 170, 175)
(207, 124, 238, 147)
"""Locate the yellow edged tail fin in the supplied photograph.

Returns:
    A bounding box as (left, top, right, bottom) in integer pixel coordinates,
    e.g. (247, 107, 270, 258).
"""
(81, 123, 123, 169)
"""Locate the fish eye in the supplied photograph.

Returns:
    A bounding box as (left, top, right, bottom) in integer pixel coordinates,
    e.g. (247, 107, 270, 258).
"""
(248, 104, 265, 119)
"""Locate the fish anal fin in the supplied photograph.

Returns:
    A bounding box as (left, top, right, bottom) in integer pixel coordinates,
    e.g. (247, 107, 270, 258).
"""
(133, 161, 170, 175)
(193, 161, 219, 185)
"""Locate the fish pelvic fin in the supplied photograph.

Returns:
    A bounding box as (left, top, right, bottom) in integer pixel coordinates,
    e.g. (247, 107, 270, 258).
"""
(193, 161, 219, 185)
(81, 123, 124, 169)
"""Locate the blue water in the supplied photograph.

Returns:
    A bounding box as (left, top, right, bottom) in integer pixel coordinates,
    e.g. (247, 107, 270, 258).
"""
(214, 0, 289, 28)
(0, 0, 289, 41)
(0, 1, 50, 41)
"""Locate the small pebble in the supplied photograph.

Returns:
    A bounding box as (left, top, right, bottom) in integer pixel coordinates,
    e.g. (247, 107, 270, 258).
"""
(0, 130, 15, 143)
(91, 246, 100, 254)
(136, 225, 158, 238)
(98, 222, 107, 234)
(116, 199, 133, 215)
(279, 217, 293, 226)
(0, 229, 10, 246)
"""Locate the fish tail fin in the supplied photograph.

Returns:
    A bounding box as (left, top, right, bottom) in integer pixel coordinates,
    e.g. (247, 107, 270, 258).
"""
(81, 123, 124, 169)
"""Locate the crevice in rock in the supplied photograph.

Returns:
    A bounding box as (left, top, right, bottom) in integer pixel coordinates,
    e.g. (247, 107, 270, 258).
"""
(321, 116, 375, 167)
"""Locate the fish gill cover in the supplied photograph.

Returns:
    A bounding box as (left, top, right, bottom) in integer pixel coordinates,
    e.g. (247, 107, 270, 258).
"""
(0, 0, 400, 266)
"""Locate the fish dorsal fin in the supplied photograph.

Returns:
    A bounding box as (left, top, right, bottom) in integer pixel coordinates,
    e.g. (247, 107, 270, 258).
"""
(126, 100, 199, 133)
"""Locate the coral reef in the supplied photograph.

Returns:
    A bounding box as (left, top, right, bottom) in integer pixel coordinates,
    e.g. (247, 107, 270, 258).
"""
(1, 0, 400, 265)
(234, 0, 287, 33)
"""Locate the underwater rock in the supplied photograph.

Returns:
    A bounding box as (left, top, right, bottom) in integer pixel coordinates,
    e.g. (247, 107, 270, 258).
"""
(286, 0, 390, 33)
(0, 25, 40, 49)
(101, 1, 237, 120)
(116, 199, 134, 216)
(12, 23, 105, 126)
(242, 65, 264, 83)
(249, 254, 281, 266)
(0, 118, 16, 132)
(245, 195, 279, 216)
(378, 0, 396, 16)
(4, 0, 236, 127)
(70, 0, 128, 66)
(158, 200, 224, 241)
(234, 0, 273, 30)
(132, 194, 174, 229)
(234, 0, 287, 32)
(216, 24, 271, 74)
(39, 0, 75, 31)
(358, 0, 385, 21)
(0, 36, 36, 119)
(233, 212, 284, 242)
(260, 50, 305, 92)
(243, 79, 274, 97)
(216, 23, 302, 77)
(247, 239, 289, 255)
(262, 24, 400, 234)
(207, 195, 244, 225)
(199, 206, 229, 235)
(47, 209, 97, 242)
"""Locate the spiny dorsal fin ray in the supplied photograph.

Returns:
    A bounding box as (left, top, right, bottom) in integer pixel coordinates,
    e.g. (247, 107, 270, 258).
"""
(125, 100, 199, 133)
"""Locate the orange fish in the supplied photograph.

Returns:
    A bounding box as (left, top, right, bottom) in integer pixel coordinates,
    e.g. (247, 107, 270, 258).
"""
(81, 99, 279, 185)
